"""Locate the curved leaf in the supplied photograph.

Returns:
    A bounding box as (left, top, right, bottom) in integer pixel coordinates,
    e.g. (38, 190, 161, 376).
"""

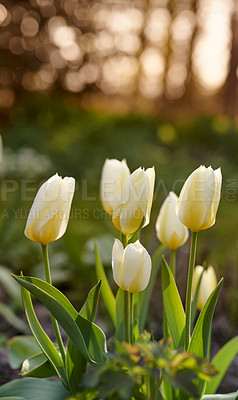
(13, 275, 107, 364)
(20, 284, 67, 387)
(21, 352, 56, 378)
(205, 336, 238, 394)
(65, 282, 101, 394)
(161, 256, 185, 349)
(8, 336, 41, 369)
(0, 378, 70, 400)
(95, 242, 116, 326)
(188, 279, 223, 358)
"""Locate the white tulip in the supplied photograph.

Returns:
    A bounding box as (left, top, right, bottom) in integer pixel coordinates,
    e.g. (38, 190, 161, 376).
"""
(112, 167, 155, 235)
(177, 165, 222, 232)
(192, 265, 217, 311)
(112, 239, 151, 293)
(25, 173, 75, 245)
(156, 192, 189, 249)
(100, 158, 130, 215)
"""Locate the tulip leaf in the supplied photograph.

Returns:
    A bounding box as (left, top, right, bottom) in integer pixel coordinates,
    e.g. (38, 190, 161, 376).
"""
(188, 279, 223, 359)
(138, 244, 167, 332)
(0, 378, 70, 400)
(202, 392, 238, 400)
(95, 242, 116, 326)
(21, 352, 57, 378)
(19, 282, 68, 388)
(79, 280, 101, 322)
(65, 281, 101, 394)
(8, 336, 42, 369)
(205, 336, 238, 394)
(161, 256, 185, 349)
(13, 274, 107, 365)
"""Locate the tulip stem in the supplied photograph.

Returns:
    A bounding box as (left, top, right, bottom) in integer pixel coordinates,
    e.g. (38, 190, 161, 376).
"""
(170, 249, 176, 278)
(124, 291, 130, 343)
(41, 245, 66, 363)
(129, 292, 134, 344)
(184, 231, 198, 349)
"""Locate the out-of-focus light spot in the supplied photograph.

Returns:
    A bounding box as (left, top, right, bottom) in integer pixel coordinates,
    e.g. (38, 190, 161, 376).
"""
(80, 33, 95, 53)
(139, 77, 163, 99)
(51, 26, 76, 48)
(157, 124, 177, 144)
(22, 72, 35, 90)
(48, 16, 67, 34)
(21, 17, 39, 37)
(193, 0, 233, 92)
(74, 7, 89, 26)
(0, 5, 8, 24)
(0, 89, 15, 108)
(9, 37, 25, 55)
(140, 48, 165, 78)
(37, 64, 56, 86)
(35, 43, 52, 61)
(212, 115, 230, 134)
(11, 6, 26, 24)
(80, 63, 99, 84)
(166, 62, 187, 99)
(172, 11, 194, 43)
(60, 43, 82, 62)
(50, 50, 66, 69)
(101, 56, 138, 94)
(64, 70, 85, 92)
(95, 31, 114, 54)
(115, 34, 141, 54)
(40, 4, 56, 18)
(145, 8, 171, 44)
(94, 7, 143, 33)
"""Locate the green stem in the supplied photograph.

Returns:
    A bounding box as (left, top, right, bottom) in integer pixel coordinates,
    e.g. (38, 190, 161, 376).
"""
(170, 249, 176, 278)
(124, 291, 130, 342)
(41, 245, 66, 363)
(129, 292, 134, 344)
(121, 233, 128, 248)
(184, 231, 198, 349)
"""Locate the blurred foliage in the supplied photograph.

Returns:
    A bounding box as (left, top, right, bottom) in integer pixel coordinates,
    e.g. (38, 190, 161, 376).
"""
(0, 93, 238, 332)
(68, 333, 217, 400)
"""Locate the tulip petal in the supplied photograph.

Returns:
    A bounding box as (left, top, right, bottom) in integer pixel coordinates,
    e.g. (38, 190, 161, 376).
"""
(112, 239, 124, 288)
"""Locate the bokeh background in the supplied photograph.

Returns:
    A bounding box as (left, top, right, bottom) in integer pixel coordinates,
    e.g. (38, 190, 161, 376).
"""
(0, 0, 238, 391)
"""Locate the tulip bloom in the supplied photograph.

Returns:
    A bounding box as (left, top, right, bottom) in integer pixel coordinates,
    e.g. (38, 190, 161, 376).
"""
(25, 173, 75, 245)
(177, 165, 222, 232)
(156, 192, 189, 249)
(192, 265, 217, 310)
(100, 158, 130, 215)
(112, 167, 155, 235)
(112, 239, 151, 293)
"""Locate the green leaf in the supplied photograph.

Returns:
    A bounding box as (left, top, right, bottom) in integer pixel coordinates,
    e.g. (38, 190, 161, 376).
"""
(0, 378, 70, 400)
(161, 256, 185, 349)
(205, 336, 238, 394)
(202, 392, 238, 400)
(8, 336, 41, 369)
(95, 242, 116, 326)
(115, 288, 124, 341)
(19, 284, 68, 388)
(0, 397, 25, 400)
(13, 275, 107, 364)
(188, 279, 224, 359)
(65, 282, 101, 394)
(79, 281, 101, 322)
(21, 352, 56, 378)
(138, 244, 166, 332)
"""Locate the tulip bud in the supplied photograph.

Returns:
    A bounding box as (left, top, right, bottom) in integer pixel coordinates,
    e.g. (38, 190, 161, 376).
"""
(156, 192, 189, 249)
(112, 167, 155, 235)
(100, 158, 130, 215)
(25, 173, 75, 245)
(177, 165, 222, 232)
(192, 265, 217, 311)
(112, 239, 151, 293)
